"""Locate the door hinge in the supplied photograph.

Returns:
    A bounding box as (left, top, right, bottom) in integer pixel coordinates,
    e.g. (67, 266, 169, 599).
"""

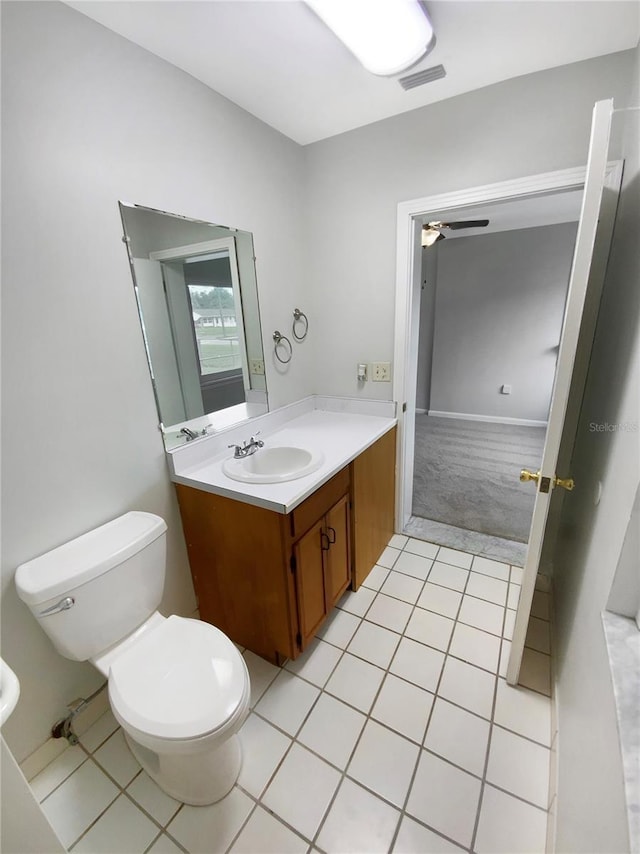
(290, 555, 297, 573)
(296, 631, 302, 647)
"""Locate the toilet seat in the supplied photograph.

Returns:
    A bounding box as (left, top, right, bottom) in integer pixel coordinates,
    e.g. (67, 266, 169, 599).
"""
(108, 615, 248, 741)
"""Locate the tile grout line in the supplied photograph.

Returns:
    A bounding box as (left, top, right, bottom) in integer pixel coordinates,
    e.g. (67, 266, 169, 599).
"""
(388, 544, 475, 853)
(234, 620, 358, 853)
(468, 567, 509, 853)
(229, 540, 543, 848)
(308, 541, 445, 852)
(40, 536, 551, 854)
(402, 523, 527, 568)
(69, 731, 190, 852)
(66, 748, 189, 853)
(239, 539, 550, 853)
(240, 542, 436, 851)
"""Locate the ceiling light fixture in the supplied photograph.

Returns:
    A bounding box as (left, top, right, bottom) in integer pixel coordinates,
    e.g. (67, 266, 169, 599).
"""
(306, 0, 435, 77)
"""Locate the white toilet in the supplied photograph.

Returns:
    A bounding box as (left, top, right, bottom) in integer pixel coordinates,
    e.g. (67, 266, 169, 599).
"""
(15, 511, 250, 805)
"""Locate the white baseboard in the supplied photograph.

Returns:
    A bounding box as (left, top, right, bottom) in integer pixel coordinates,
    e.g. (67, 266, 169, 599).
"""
(415, 408, 427, 415)
(428, 410, 548, 428)
(20, 690, 110, 781)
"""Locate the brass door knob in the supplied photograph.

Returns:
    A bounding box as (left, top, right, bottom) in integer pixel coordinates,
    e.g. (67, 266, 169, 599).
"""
(555, 476, 575, 491)
(520, 469, 540, 484)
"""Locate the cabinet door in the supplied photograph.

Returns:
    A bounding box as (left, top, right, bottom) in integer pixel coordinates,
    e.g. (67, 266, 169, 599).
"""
(324, 494, 351, 610)
(293, 519, 328, 648)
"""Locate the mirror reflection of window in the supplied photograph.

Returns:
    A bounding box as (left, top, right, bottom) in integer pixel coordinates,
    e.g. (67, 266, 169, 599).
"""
(184, 255, 242, 377)
(119, 203, 267, 448)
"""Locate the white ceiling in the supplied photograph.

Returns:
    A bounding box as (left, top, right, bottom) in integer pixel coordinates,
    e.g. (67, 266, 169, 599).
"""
(66, 1, 639, 145)
(423, 188, 584, 239)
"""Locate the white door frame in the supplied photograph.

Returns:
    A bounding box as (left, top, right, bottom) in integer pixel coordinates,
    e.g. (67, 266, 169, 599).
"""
(151, 237, 251, 392)
(392, 165, 593, 532)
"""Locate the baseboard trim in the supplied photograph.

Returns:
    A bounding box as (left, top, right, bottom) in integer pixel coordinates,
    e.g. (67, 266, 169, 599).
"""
(427, 410, 548, 428)
(19, 690, 110, 781)
(415, 408, 427, 415)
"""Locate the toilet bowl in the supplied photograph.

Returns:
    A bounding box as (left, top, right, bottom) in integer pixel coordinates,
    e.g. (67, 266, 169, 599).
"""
(15, 511, 250, 805)
(96, 612, 250, 804)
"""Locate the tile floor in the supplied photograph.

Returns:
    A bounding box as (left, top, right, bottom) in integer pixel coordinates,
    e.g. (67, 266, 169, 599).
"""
(404, 517, 528, 568)
(29, 535, 553, 854)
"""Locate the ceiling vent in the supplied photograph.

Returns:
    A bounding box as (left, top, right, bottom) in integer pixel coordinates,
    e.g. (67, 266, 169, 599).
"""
(398, 64, 446, 91)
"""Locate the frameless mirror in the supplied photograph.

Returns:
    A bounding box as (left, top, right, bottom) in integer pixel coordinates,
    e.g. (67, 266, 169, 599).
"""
(119, 203, 268, 449)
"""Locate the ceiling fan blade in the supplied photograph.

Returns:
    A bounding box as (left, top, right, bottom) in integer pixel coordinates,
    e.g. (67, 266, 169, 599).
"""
(442, 219, 490, 230)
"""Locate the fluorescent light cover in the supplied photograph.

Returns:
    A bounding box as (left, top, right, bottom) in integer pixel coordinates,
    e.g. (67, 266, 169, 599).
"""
(306, 0, 435, 77)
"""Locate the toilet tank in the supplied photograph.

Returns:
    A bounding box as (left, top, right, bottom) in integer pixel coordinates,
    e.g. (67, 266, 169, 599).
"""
(15, 512, 167, 661)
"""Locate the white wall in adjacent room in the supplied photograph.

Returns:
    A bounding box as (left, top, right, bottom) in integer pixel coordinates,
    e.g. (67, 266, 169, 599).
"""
(427, 222, 578, 423)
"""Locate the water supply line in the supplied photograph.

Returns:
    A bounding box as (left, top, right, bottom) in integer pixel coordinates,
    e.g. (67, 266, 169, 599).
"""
(51, 681, 108, 745)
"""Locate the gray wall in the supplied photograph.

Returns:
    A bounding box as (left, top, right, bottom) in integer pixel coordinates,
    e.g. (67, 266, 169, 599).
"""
(304, 51, 635, 401)
(551, 43, 639, 853)
(1, 0, 309, 762)
(428, 223, 578, 422)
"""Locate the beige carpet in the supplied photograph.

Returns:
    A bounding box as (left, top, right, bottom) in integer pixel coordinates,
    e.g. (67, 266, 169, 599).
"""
(412, 415, 546, 543)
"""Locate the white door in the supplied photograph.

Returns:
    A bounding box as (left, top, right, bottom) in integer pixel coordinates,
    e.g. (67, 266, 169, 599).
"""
(506, 99, 622, 684)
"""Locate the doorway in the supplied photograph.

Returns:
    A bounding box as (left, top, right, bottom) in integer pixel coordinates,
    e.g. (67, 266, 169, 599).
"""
(409, 211, 580, 564)
(394, 103, 622, 688)
(392, 166, 592, 557)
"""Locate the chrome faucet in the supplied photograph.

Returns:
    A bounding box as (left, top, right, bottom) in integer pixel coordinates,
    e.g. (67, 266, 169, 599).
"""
(179, 425, 214, 442)
(180, 427, 199, 441)
(228, 434, 264, 459)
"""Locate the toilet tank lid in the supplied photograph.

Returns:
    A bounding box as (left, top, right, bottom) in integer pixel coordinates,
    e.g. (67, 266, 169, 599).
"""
(15, 512, 167, 607)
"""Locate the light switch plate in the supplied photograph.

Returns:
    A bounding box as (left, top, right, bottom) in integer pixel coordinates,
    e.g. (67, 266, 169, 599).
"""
(250, 359, 265, 375)
(372, 362, 391, 382)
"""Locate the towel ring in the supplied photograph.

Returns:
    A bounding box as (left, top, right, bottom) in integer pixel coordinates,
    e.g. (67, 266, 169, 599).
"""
(273, 331, 292, 364)
(292, 308, 309, 342)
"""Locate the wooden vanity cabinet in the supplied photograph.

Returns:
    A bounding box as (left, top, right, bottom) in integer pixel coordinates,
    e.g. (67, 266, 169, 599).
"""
(175, 426, 396, 664)
(175, 466, 351, 664)
(351, 425, 396, 589)
(294, 493, 351, 650)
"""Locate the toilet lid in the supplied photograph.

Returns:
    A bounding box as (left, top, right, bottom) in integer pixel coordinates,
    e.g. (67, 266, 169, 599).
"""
(109, 615, 247, 740)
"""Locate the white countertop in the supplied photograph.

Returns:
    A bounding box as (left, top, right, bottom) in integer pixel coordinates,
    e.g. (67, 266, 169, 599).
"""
(169, 403, 396, 514)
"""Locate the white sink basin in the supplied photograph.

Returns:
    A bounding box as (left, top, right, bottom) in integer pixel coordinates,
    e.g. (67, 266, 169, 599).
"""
(0, 658, 20, 726)
(222, 446, 324, 484)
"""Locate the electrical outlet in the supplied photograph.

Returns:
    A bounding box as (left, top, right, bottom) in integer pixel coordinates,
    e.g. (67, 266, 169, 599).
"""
(372, 361, 391, 382)
(250, 359, 265, 375)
